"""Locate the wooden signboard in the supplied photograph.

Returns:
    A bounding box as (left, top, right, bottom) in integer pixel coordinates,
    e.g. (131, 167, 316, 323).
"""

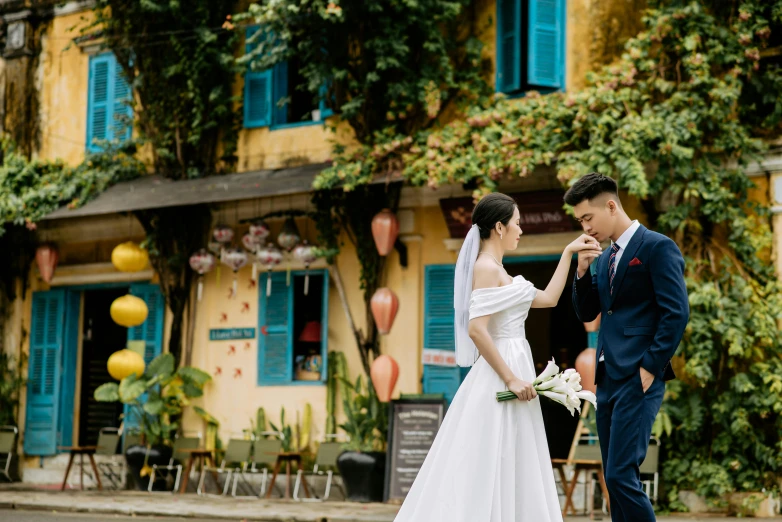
(384, 398, 447, 503)
(439, 190, 579, 238)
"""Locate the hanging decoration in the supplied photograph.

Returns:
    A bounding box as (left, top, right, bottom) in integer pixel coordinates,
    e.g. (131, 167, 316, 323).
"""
(293, 240, 318, 295)
(257, 243, 283, 297)
(189, 249, 216, 301)
(370, 355, 400, 402)
(107, 349, 146, 381)
(35, 243, 59, 284)
(242, 232, 262, 281)
(249, 219, 270, 242)
(371, 209, 399, 256)
(212, 224, 234, 289)
(110, 294, 149, 328)
(277, 216, 301, 286)
(576, 314, 601, 394)
(370, 287, 399, 335)
(111, 242, 149, 272)
(222, 247, 249, 296)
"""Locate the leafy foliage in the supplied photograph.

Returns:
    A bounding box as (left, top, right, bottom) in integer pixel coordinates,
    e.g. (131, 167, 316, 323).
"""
(339, 374, 388, 452)
(311, 0, 782, 501)
(86, 0, 240, 179)
(0, 352, 25, 426)
(95, 353, 213, 447)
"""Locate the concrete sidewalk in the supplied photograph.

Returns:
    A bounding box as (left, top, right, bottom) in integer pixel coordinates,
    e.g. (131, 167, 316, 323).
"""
(0, 488, 778, 521)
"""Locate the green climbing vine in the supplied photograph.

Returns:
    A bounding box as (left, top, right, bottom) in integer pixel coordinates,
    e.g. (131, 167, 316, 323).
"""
(310, 0, 782, 505)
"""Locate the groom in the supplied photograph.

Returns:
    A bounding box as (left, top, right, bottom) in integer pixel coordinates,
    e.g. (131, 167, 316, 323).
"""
(566, 173, 689, 522)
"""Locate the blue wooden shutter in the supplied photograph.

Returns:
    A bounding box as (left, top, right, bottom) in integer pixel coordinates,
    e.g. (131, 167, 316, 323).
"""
(112, 60, 132, 142)
(496, 0, 522, 93)
(258, 272, 293, 385)
(272, 61, 289, 126)
(57, 290, 81, 449)
(244, 26, 273, 128)
(24, 290, 66, 456)
(128, 283, 165, 365)
(124, 284, 165, 430)
(422, 265, 462, 403)
(527, 0, 565, 89)
(87, 54, 112, 151)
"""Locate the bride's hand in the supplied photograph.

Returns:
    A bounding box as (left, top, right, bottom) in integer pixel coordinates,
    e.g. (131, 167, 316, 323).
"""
(507, 377, 537, 401)
(566, 234, 602, 255)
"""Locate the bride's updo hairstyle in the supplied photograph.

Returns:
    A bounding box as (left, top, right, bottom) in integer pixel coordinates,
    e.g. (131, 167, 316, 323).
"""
(471, 193, 518, 240)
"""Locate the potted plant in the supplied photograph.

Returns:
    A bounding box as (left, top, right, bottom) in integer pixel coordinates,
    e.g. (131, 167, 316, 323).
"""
(336, 375, 388, 502)
(94, 353, 211, 491)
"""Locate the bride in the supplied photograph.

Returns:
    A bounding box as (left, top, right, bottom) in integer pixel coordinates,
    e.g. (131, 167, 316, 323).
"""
(394, 193, 602, 522)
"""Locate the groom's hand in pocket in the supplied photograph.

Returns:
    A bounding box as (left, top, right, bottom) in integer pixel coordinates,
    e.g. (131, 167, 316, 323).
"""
(640, 367, 655, 393)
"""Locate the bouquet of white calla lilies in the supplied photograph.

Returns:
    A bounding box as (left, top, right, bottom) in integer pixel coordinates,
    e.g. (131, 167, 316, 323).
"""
(496, 358, 597, 416)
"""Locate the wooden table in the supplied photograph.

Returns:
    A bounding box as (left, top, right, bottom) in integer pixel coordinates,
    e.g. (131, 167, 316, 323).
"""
(264, 451, 311, 500)
(178, 448, 217, 494)
(551, 458, 610, 518)
(58, 446, 102, 491)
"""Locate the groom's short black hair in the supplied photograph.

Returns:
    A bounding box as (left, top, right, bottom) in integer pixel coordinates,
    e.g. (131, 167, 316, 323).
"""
(563, 173, 619, 207)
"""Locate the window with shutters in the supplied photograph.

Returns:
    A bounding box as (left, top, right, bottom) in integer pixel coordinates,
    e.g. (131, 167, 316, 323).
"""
(258, 270, 329, 385)
(86, 53, 133, 152)
(496, 0, 566, 95)
(244, 26, 332, 129)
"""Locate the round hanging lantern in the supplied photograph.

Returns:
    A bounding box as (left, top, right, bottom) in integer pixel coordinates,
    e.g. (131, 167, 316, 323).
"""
(242, 232, 260, 253)
(222, 247, 249, 295)
(371, 209, 399, 256)
(277, 217, 301, 252)
(293, 241, 318, 295)
(35, 243, 59, 284)
(370, 355, 400, 402)
(107, 349, 146, 381)
(189, 249, 216, 301)
(575, 348, 597, 394)
(249, 219, 270, 242)
(111, 242, 149, 273)
(257, 243, 283, 296)
(213, 224, 234, 244)
(110, 294, 149, 328)
(370, 287, 399, 335)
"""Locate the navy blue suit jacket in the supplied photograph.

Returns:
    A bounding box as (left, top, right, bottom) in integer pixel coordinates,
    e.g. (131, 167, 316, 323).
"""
(573, 225, 689, 383)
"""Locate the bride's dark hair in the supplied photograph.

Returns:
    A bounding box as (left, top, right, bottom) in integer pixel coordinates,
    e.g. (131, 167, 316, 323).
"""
(471, 193, 517, 240)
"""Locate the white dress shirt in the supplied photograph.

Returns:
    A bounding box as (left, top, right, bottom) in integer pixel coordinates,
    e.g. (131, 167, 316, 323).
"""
(599, 220, 640, 361)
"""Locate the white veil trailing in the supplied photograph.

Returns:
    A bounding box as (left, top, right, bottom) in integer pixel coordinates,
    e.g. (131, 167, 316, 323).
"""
(454, 224, 481, 367)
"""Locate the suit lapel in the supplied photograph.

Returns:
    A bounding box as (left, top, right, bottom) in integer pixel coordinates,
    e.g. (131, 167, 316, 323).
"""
(609, 225, 646, 306)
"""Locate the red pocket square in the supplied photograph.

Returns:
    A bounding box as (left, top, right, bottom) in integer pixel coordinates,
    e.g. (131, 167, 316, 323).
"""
(629, 257, 643, 266)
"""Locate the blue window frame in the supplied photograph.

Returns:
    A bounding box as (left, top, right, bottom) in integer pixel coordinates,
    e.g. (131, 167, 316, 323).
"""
(496, 0, 566, 95)
(258, 270, 329, 385)
(244, 26, 332, 129)
(86, 53, 133, 152)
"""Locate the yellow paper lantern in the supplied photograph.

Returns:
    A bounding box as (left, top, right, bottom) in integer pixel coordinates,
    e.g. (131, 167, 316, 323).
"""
(107, 349, 146, 381)
(110, 294, 149, 327)
(111, 242, 149, 273)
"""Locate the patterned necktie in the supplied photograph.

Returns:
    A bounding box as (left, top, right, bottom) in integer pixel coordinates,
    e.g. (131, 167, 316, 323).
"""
(609, 243, 620, 295)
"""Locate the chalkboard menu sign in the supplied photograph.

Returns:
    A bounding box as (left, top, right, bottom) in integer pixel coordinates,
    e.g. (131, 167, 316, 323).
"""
(384, 398, 447, 502)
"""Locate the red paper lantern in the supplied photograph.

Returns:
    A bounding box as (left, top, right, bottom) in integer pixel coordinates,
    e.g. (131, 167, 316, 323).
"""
(370, 287, 399, 335)
(371, 355, 399, 402)
(371, 209, 399, 256)
(36, 244, 59, 284)
(575, 348, 597, 394)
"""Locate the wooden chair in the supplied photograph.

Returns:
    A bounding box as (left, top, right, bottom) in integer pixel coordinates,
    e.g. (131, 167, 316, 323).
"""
(0, 426, 18, 482)
(293, 434, 347, 502)
(197, 437, 253, 496)
(230, 432, 282, 498)
(147, 434, 201, 493)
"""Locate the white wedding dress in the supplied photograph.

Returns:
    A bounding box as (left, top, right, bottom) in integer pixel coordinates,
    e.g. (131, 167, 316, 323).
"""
(395, 275, 563, 522)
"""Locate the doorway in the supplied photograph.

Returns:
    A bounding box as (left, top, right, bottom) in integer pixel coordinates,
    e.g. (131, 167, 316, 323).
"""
(78, 287, 126, 446)
(505, 257, 586, 459)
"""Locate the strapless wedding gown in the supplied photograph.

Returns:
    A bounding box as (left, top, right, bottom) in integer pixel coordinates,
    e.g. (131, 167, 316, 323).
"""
(394, 275, 563, 522)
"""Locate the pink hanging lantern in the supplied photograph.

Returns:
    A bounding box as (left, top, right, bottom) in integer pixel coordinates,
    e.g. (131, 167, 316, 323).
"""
(242, 232, 262, 281)
(213, 224, 234, 244)
(371, 209, 399, 256)
(293, 241, 318, 295)
(249, 219, 270, 242)
(257, 243, 283, 297)
(576, 313, 601, 394)
(370, 287, 399, 335)
(277, 217, 301, 252)
(222, 247, 248, 295)
(370, 355, 400, 402)
(189, 249, 216, 301)
(36, 243, 59, 284)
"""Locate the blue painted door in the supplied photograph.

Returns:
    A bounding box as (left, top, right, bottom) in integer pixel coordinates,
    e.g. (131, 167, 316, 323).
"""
(24, 290, 67, 456)
(422, 265, 463, 403)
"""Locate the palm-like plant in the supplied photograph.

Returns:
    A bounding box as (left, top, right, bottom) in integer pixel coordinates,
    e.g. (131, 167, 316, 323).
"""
(339, 375, 388, 452)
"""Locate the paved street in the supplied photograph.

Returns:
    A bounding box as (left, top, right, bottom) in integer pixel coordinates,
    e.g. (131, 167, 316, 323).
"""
(0, 511, 227, 521)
